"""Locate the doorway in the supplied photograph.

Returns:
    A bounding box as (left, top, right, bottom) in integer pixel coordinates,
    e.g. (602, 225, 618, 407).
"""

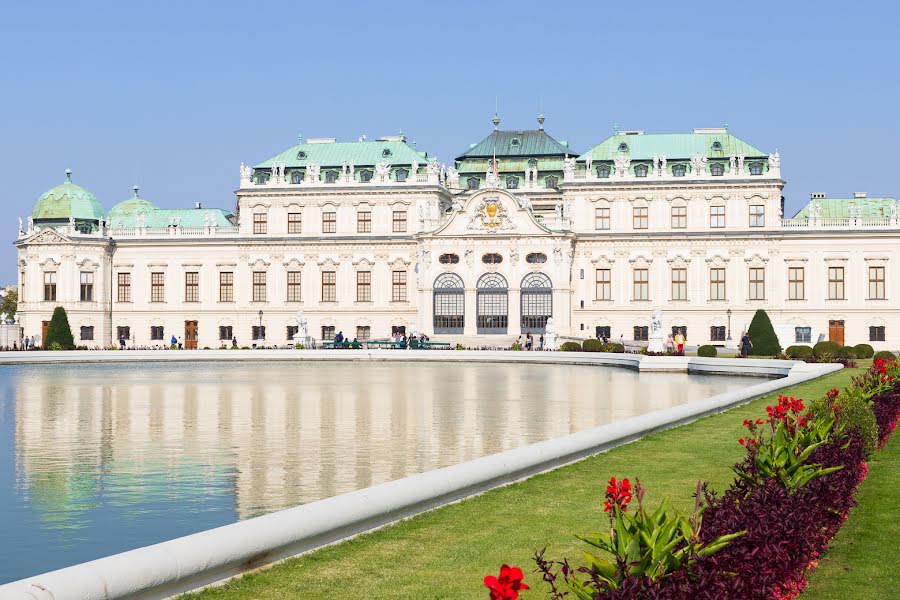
(184, 320, 198, 349)
(41, 321, 49, 348)
(828, 320, 845, 346)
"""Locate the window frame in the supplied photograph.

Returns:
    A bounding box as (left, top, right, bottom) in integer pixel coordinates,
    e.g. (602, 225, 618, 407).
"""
(219, 271, 234, 302)
(252, 212, 268, 234)
(356, 270, 372, 302)
(828, 266, 845, 300)
(80, 271, 94, 302)
(632, 206, 648, 230)
(184, 271, 199, 303)
(788, 266, 805, 300)
(749, 267, 766, 301)
(595, 268, 611, 301)
(150, 272, 165, 303)
(869, 266, 886, 300)
(710, 205, 726, 228)
(595, 206, 610, 230)
(795, 326, 812, 343)
(80, 325, 94, 341)
(749, 204, 765, 227)
(357, 210, 372, 233)
(117, 272, 131, 303)
(44, 271, 58, 302)
(633, 268, 649, 301)
(392, 270, 407, 302)
(252, 271, 267, 302)
(671, 268, 687, 301)
(287, 270, 302, 302)
(322, 210, 337, 234)
(870, 326, 886, 342)
(392, 209, 407, 233)
(287, 211, 302, 234)
(709, 267, 726, 301)
(671, 205, 687, 229)
(321, 271, 336, 302)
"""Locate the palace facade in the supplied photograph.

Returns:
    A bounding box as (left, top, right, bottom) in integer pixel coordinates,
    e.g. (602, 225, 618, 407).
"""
(14, 118, 900, 350)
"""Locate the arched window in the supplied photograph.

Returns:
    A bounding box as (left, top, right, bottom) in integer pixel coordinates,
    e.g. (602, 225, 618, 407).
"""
(395, 168, 409, 182)
(506, 176, 518, 189)
(467, 177, 480, 190)
(291, 171, 304, 184)
(521, 272, 552, 333)
(672, 164, 686, 177)
(255, 173, 269, 185)
(482, 253, 503, 264)
(710, 163, 725, 176)
(439, 253, 460, 264)
(325, 170, 339, 183)
(526, 253, 547, 264)
(749, 162, 764, 175)
(477, 273, 508, 334)
(596, 165, 611, 178)
(545, 175, 559, 188)
(634, 164, 648, 177)
(360, 170, 373, 183)
(433, 273, 464, 334)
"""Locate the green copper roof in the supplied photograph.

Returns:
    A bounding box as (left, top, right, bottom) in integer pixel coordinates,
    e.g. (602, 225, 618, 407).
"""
(32, 169, 105, 221)
(791, 197, 897, 219)
(254, 139, 431, 169)
(578, 131, 768, 162)
(108, 207, 233, 228)
(107, 186, 158, 222)
(457, 129, 574, 160)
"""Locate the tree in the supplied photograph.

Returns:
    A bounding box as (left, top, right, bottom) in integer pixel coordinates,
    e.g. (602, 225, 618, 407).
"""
(747, 309, 781, 357)
(0, 288, 16, 320)
(45, 306, 74, 349)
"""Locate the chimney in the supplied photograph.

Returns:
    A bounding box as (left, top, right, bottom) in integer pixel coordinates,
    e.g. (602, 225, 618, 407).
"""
(853, 192, 867, 198)
(810, 193, 826, 200)
(195, 201, 202, 209)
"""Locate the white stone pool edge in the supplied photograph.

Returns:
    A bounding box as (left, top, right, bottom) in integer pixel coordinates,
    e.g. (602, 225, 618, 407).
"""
(0, 353, 841, 600)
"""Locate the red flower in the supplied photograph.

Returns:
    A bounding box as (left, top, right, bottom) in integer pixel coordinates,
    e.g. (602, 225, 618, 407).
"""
(484, 564, 528, 600)
(603, 476, 633, 512)
(739, 437, 746, 446)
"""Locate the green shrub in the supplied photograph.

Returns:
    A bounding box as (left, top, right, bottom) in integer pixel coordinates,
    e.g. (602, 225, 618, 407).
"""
(746, 309, 781, 356)
(603, 343, 626, 353)
(44, 306, 74, 349)
(49, 341, 62, 351)
(785, 345, 813, 359)
(560, 341, 582, 352)
(852, 344, 875, 359)
(813, 340, 841, 358)
(511, 342, 523, 351)
(810, 391, 878, 457)
(582, 339, 604, 352)
(874, 350, 897, 360)
(455, 344, 465, 350)
(697, 345, 718, 357)
(837, 346, 857, 359)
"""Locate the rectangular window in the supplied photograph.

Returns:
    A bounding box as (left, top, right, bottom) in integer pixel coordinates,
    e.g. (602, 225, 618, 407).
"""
(828, 266, 845, 300)
(710, 326, 726, 342)
(709, 268, 726, 301)
(253, 212, 267, 234)
(116, 326, 130, 341)
(633, 268, 649, 301)
(870, 326, 886, 342)
(596, 326, 611, 339)
(219, 271, 233, 302)
(671, 206, 687, 229)
(322, 271, 336, 302)
(252, 325, 266, 341)
(252, 271, 267, 302)
(356, 325, 371, 340)
(322, 211, 336, 233)
(632, 206, 648, 229)
(795, 326, 812, 343)
(150, 325, 165, 340)
(633, 326, 649, 341)
(869, 266, 885, 299)
(184, 271, 199, 302)
(392, 210, 407, 233)
(287, 271, 302, 302)
(595, 269, 611, 300)
(749, 267, 766, 300)
(80, 271, 94, 302)
(671, 268, 687, 301)
(322, 325, 335, 340)
(357, 210, 372, 233)
(710, 205, 726, 228)
(151, 272, 165, 302)
(357, 271, 371, 302)
(788, 267, 805, 300)
(43, 272, 57, 301)
(287, 325, 299, 340)
(749, 204, 765, 227)
(219, 325, 233, 341)
(594, 207, 610, 230)
(117, 272, 131, 303)
(80, 325, 94, 340)
(392, 270, 407, 302)
(287, 212, 302, 234)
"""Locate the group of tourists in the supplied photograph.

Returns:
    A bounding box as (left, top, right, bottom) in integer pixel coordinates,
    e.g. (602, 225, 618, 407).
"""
(664, 329, 688, 355)
(514, 332, 545, 351)
(8, 335, 39, 350)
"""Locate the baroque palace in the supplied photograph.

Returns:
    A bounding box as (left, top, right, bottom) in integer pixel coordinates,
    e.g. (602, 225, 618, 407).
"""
(14, 116, 900, 349)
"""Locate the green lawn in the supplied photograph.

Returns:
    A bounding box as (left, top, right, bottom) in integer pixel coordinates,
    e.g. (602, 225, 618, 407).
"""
(185, 369, 875, 599)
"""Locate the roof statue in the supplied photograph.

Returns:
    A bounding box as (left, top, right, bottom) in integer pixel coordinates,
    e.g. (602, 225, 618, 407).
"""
(737, 154, 746, 175)
(375, 160, 391, 181)
(613, 154, 631, 177)
(729, 155, 737, 174)
(690, 154, 708, 176)
(18, 217, 23, 233)
(768, 150, 780, 169)
(563, 156, 576, 179)
(306, 163, 321, 182)
(239, 163, 252, 186)
(446, 166, 459, 188)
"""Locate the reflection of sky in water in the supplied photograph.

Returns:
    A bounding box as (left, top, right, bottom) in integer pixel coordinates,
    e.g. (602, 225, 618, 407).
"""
(0, 361, 753, 583)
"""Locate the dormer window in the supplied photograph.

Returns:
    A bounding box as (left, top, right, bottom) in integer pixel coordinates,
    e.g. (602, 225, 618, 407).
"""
(297, 150, 307, 159)
(672, 164, 686, 177)
(482, 253, 503, 265)
(711, 141, 722, 151)
(545, 175, 559, 188)
(467, 177, 480, 190)
(710, 163, 725, 176)
(291, 171, 304, 184)
(510, 138, 520, 148)
(634, 164, 648, 177)
(325, 170, 339, 183)
(596, 165, 611, 178)
(360, 170, 373, 183)
(395, 168, 408, 182)
(255, 173, 269, 185)
(618, 142, 629, 152)
(527, 158, 538, 168)
(382, 148, 392, 157)
(749, 162, 764, 176)
(506, 176, 518, 189)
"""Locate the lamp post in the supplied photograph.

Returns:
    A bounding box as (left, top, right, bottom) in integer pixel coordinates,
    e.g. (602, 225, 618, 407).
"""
(258, 310, 264, 340)
(726, 308, 732, 341)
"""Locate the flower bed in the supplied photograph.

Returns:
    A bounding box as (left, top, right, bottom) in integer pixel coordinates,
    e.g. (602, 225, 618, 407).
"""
(489, 358, 900, 599)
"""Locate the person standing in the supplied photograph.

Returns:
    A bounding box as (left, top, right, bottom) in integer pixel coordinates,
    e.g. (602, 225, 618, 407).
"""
(232, 336, 238, 347)
(539, 333, 545, 351)
(674, 329, 685, 356)
(665, 333, 675, 353)
(170, 334, 177, 348)
(740, 332, 752, 357)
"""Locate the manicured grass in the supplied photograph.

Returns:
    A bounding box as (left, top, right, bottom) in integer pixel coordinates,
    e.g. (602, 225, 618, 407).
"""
(802, 432, 899, 599)
(185, 370, 859, 600)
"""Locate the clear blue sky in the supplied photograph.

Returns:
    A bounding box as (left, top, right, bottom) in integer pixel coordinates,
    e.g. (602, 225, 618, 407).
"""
(2, 0, 898, 282)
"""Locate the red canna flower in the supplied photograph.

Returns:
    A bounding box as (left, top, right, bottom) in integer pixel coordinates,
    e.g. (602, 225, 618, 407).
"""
(603, 476, 633, 512)
(484, 564, 528, 600)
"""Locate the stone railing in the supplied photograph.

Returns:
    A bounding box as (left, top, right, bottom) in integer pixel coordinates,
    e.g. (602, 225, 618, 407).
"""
(781, 217, 897, 229)
(109, 226, 241, 238)
(241, 172, 443, 190)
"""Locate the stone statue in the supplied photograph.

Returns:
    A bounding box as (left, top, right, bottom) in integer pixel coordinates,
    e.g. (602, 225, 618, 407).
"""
(293, 308, 310, 343)
(652, 155, 659, 175)
(306, 163, 321, 182)
(375, 161, 391, 178)
(659, 155, 667, 174)
(889, 200, 899, 221)
(768, 151, 780, 169)
(729, 155, 736, 174)
(647, 308, 665, 353)
(18, 217, 23, 233)
(518, 195, 532, 211)
(544, 317, 558, 351)
(613, 154, 631, 177)
(446, 166, 459, 188)
(485, 167, 500, 188)
(427, 161, 440, 175)
(68, 216, 75, 228)
(137, 212, 146, 228)
(465, 248, 474, 266)
(554, 201, 563, 220)
(451, 197, 464, 212)
(239, 162, 252, 185)
(737, 154, 746, 175)
(27, 216, 34, 232)
(585, 154, 593, 173)
(563, 156, 576, 178)
(690, 154, 707, 176)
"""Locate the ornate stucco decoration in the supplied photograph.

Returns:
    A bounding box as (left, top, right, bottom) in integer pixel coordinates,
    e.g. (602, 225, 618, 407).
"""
(467, 197, 516, 233)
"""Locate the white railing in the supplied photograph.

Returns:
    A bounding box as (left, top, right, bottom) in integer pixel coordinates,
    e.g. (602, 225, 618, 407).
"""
(242, 173, 442, 190)
(109, 226, 241, 238)
(780, 217, 896, 229)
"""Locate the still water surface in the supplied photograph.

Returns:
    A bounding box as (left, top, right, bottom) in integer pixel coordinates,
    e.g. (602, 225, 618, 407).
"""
(0, 361, 752, 583)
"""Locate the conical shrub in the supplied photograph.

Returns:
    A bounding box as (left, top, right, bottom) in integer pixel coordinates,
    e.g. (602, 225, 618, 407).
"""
(746, 309, 781, 356)
(45, 306, 74, 349)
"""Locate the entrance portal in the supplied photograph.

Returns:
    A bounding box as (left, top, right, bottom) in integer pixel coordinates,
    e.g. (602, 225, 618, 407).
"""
(476, 273, 508, 334)
(828, 320, 845, 346)
(184, 320, 198, 349)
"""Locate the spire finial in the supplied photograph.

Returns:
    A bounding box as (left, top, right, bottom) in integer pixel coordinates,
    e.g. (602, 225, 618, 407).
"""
(537, 113, 545, 130)
(724, 121, 729, 131)
(492, 112, 501, 130)
(65, 168, 72, 182)
(298, 132, 303, 143)
(133, 185, 140, 198)
(613, 123, 619, 134)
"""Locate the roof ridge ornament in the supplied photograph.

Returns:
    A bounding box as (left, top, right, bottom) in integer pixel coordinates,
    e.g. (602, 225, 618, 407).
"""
(65, 168, 72, 182)
(492, 113, 501, 130)
(132, 185, 140, 198)
(537, 113, 545, 130)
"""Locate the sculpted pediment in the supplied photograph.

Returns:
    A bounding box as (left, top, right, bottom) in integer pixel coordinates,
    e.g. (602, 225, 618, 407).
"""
(427, 189, 552, 237)
(24, 228, 70, 245)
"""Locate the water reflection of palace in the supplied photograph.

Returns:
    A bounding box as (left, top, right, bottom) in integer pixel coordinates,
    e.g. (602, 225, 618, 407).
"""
(13, 363, 742, 520)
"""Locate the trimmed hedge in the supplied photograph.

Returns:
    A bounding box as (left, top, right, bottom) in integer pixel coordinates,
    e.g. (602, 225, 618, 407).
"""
(810, 391, 879, 457)
(560, 341, 582, 352)
(582, 339, 604, 352)
(853, 343, 875, 359)
(603, 343, 626, 353)
(785, 345, 813, 359)
(697, 345, 718, 357)
(746, 309, 781, 356)
(45, 306, 74, 349)
(837, 346, 858, 359)
(813, 340, 841, 358)
(874, 350, 897, 360)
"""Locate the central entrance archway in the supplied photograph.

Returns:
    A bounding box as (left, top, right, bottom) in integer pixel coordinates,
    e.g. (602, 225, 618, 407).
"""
(521, 272, 552, 333)
(433, 273, 465, 334)
(476, 273, 508, 334)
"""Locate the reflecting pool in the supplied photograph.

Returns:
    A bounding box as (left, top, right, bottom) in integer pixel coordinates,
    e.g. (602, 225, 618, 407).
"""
(0, 361, 753, 582)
